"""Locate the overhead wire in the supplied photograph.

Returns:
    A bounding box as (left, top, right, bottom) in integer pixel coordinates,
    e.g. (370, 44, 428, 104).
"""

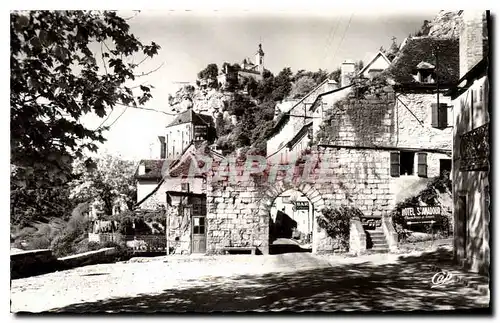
(320, 16, 342, 67)
(330, 12, 354, 68)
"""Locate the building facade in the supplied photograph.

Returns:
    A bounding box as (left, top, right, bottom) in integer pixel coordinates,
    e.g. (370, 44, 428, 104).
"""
(160, 109, 216, 160)
(380, 36, 458, 203)
(218, 44, 265, 89)
(448, 10, 490, 274)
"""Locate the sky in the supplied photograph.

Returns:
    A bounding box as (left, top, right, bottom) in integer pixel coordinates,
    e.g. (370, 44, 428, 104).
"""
(83, 9, 438, 160)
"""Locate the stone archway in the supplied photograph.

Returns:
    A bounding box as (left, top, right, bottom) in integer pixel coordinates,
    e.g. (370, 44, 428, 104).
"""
(257, 181, 326, 254)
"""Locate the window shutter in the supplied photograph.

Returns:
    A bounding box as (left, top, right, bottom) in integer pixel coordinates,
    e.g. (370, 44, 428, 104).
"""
(438, 104, 448, 129)
(390, 152, 400, 177)
(431, 103, 439, 128)
(418, 153, 428, 177)
(432, 103, 448, 129)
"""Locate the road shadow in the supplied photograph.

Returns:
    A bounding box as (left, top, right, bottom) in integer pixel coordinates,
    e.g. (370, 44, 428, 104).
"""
(270, 243, 312, 255)
(45, 248, 490, 313)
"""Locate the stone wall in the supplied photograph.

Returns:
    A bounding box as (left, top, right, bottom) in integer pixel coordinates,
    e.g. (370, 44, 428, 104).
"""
(349, 219, 367, 255)
(11, 249, 59, 279)
(58, 248, 117, 269)
(395, 93, 452, 150)
(202, 144, 393, 255)
(324, 92, 395, 147)
(11, 248, 118, 279)
(312, 148, 394, 217)
(206, 175, 268, 254)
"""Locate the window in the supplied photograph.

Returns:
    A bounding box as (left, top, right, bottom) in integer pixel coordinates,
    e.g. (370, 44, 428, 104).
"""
(417, 153, 428, 177)
(391, 151, 417, 177)
(417, 70, 435, 83)
(193, 217, 205, 235)
(431, 103, 448, 129)
(400, 151, 415, 175)
(181, 183, 190, 192)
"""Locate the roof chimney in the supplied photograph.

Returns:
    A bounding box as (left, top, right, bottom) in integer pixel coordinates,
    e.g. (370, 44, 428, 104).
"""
(158, 136, 166, 159)
(138, 163, 145, 175)
(459, 11, 489, 79)
(341, 60, 356, 87)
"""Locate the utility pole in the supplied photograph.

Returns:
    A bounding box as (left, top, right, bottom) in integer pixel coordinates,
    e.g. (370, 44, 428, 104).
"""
(435, 45, 440, 109)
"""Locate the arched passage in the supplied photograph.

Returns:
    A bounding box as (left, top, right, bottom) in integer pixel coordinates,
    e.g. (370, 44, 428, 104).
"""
(257, 181, 326, 254)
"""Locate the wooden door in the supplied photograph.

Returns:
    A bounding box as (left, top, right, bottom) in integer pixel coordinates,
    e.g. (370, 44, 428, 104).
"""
(192, 216, 206, 253)
(191, 196, 207, 254)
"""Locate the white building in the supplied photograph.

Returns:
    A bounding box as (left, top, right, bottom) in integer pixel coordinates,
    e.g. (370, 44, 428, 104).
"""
(447, 10, 490, 274)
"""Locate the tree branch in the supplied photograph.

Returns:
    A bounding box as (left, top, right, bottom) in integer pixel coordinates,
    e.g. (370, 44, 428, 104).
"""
(134, 62, 165, 77)
(123, 10, 140, 21)
(113, 102, 179, 116)
(100, 42, 108, 75)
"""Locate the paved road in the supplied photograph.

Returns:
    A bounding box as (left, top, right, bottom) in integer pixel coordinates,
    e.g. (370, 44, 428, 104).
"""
(11, 248, 490, 313)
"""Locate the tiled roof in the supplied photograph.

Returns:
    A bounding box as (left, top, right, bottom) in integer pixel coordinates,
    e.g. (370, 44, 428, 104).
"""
(167, 109, 214, 128)
(135, 159, 165, 180)
(384, 37, 459, 87)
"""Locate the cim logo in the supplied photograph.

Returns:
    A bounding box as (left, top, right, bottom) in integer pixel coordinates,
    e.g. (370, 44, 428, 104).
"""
(430, 269, 470, 288)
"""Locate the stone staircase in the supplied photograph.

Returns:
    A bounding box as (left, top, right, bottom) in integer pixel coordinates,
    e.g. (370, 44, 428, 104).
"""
(365, 227, 390, 253)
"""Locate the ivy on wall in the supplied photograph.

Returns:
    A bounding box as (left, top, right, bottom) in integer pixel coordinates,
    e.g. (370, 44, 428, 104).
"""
(315, 76, 395, 146)
(316, 205, 364, 251)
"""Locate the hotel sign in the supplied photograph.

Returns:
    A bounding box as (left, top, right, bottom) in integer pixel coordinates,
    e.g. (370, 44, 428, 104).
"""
(401, 206, 441, 225)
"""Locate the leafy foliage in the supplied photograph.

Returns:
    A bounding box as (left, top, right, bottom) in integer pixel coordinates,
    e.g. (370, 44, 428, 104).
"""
(289, 75, 317, 99)
(198, 63, 219, 88)
(49, 202, 91, 257)
(198, 63, 218, 80)
(316, 206, 362, 250)
(354, 60, 364, 73)
(69, 154, 137, 215)
(11, 10, 160, 225)
(328, 68, 341, 83)
(380, 36, 400, 62)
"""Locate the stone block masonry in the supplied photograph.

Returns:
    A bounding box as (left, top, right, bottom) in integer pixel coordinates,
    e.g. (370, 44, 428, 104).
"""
(203, 144, 394, 255)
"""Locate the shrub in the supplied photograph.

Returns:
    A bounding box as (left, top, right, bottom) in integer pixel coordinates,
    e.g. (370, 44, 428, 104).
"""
(316, 206, 362, 250)
(87, 241, 101, 251)
(391, 171, 452, 241)
(29, 235, 52, 249)
(50, 203, 90, 257)
(101, 241, 132, 261)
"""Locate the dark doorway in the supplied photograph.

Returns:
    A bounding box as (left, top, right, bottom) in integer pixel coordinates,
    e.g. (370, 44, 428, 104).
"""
(273, 209, 298, 239)
(457, 195, 467, 258)
(440, 159, 452, 176)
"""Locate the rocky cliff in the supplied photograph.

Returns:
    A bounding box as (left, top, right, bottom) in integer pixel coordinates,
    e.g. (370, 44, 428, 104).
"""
(168, 86, 235, 120)
(427, 10, 462, 38)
